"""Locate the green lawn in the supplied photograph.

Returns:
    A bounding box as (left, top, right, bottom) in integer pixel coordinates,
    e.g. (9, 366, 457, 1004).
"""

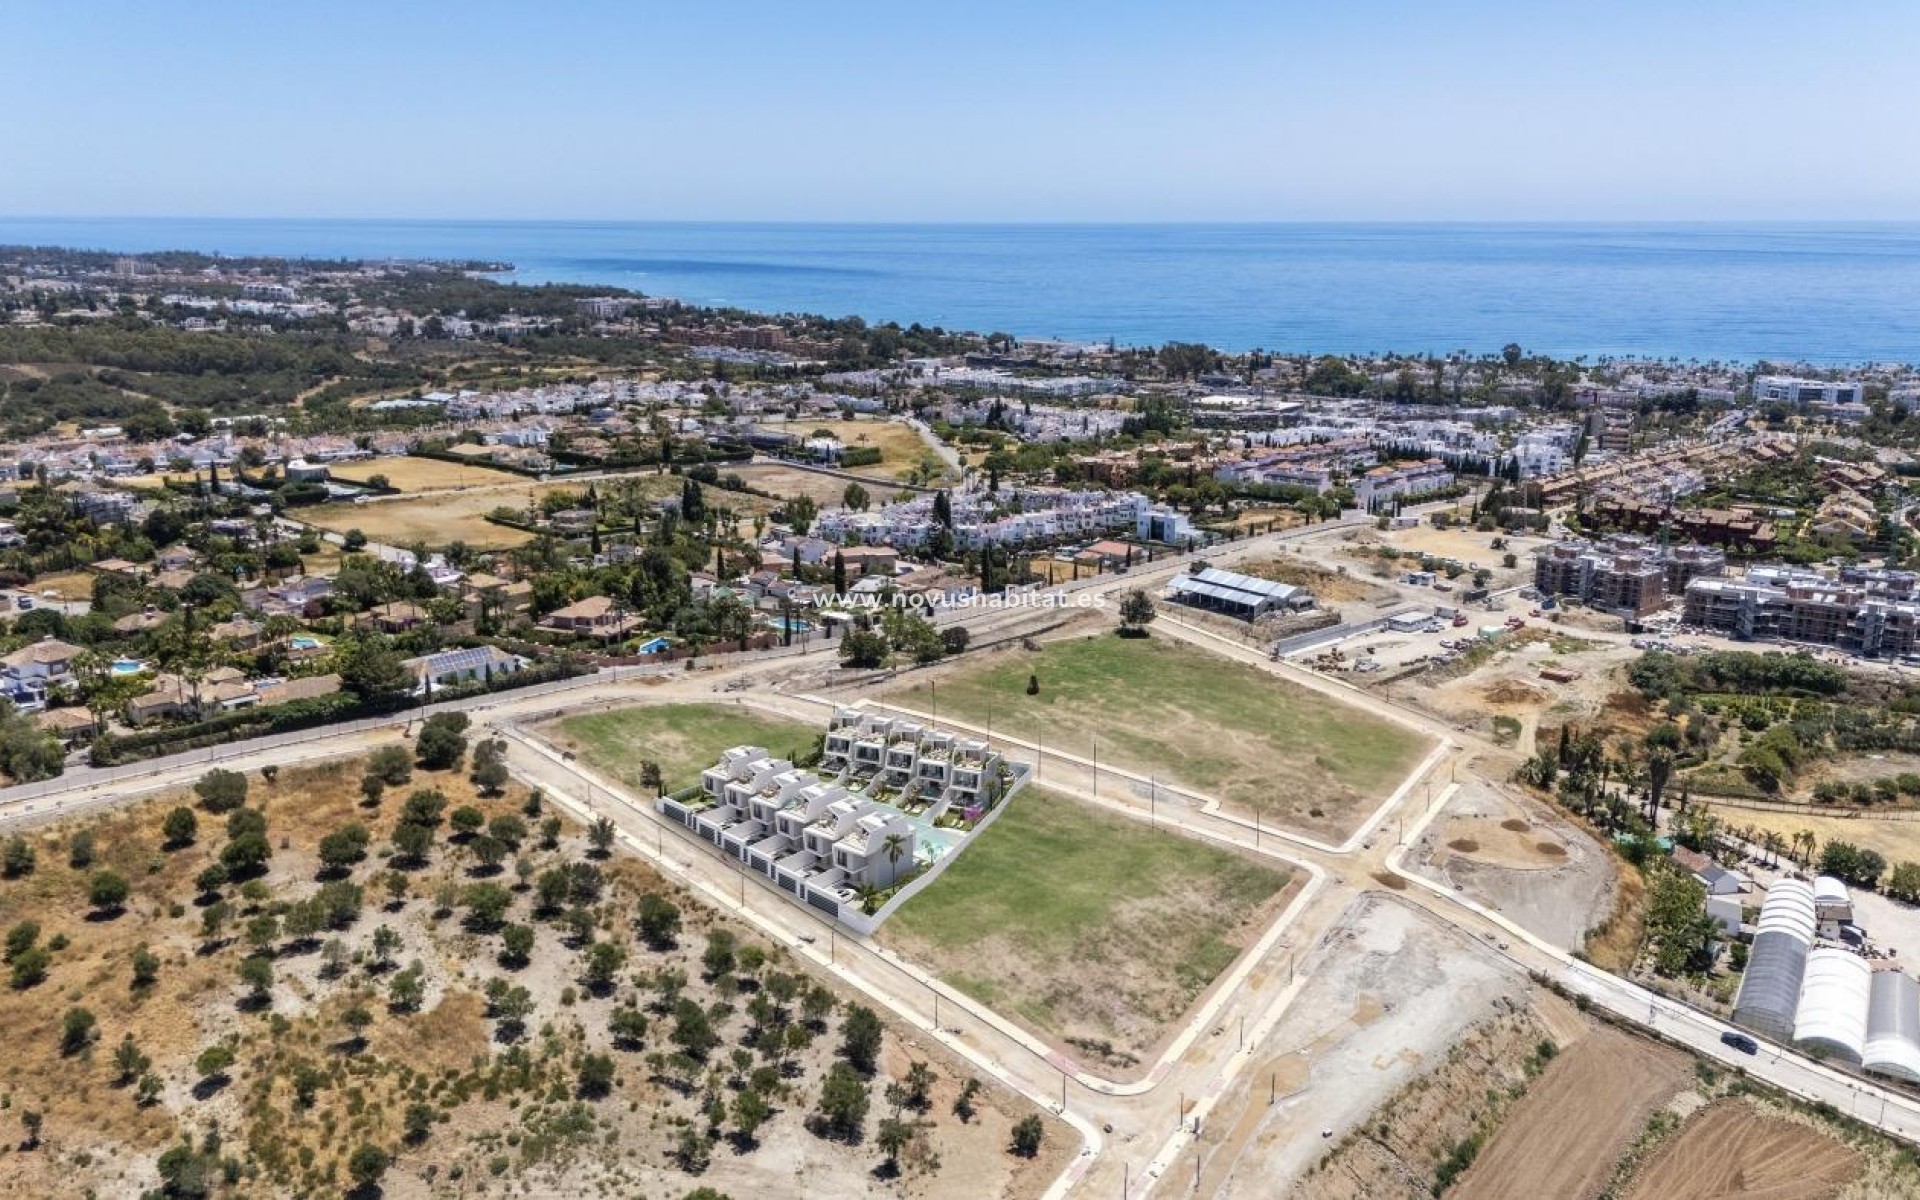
(883, 787, 1291, 1065)
(549, 703, 819, 794)
(883, 632, 1429, 837)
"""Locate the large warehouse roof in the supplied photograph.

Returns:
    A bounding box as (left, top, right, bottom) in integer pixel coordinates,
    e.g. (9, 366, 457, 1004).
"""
(1166, 565, 1307, 612)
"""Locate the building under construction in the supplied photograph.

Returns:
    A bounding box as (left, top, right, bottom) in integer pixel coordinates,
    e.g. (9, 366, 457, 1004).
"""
(1533, 535, 1725, 616)
(1684, 566, 1920, 657)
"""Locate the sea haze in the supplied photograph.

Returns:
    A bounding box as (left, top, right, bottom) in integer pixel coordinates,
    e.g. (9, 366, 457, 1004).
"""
(1, 217, 1917, 363)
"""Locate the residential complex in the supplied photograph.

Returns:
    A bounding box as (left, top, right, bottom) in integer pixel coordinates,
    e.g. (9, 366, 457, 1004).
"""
(1533, 535, 1726, 617)
(656, 709, 1029, 927)
(1683, 566, 1920, 658)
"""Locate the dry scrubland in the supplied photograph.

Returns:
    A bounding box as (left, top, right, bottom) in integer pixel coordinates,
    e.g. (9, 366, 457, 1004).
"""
(880, 787, 1294, 1072)
(0, 746, 1065, 1198)
(880, 631, 1431, 839)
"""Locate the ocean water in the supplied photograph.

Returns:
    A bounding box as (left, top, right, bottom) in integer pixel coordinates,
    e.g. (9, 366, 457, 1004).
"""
(2, 217, 1918, 363)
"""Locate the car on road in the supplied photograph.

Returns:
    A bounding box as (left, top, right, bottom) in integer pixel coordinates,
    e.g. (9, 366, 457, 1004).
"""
(1720, 1030, 1759, 1054)
(15, 595, 31, 610)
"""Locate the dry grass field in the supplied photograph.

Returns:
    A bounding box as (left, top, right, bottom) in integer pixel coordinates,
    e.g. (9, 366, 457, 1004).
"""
(0, 745, 1068, 1198)
(880, 787, 1294, 1071)
(879, 631, 1431, 839)
(802, 419, 934, 470)
(731, 462, 903, 507)
(324, 456, 524, 491)
(301, 486, 549, 549)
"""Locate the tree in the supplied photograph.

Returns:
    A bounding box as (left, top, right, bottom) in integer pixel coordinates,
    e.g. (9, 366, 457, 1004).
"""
(193, 768, 249, 813)
(338, 634, 411, 702)
(1118, 589, 1157, 636)
(1, 836, 33, 879)
(638, 894, 681, 949)
(584, 940, 625, 991)
(4, 919, 37, 961)
(578, 1052, 616, 1098)
(130, 943, 160, 990)
(403, 1101, 436, 1143)
(347, 1144, 391, 1190)
(195, 1042, 236, 1082)
(67, 830, 95, 869)
(364, 925, 400, 971)
(391, 820, 434, 866)
(461, 882, 514, 932)
(341, 1005, 374, 1048)
(840, 1004, 883, 1073)
(610, 1005, 649, 1049)
(472, 755, 509, 796)
(587, 816, 616, 856)
(238, 955, 274, 1005)
(876, 1116, 914, 1171)
(840, 628, 889, 669)
(815, 1061, 870, 1141)
(113, 1033, 150, 1084)
(220, 831, 272, 876)
(449, 806, 486, 838)
(88, 869, 130, 914)
(415, 712, 470, 771)
(1010, 1114, 1044, 1157)
(10, 946, 49, 989)
(733, 1087, 770, 1145)
(60, 1005, 96, 1054)
(318, 823, 372, 873)
(388, 961, 426, 1011)
(703, 929, 737, 980)
(162, 806, 198, 848)
(367, 744, 414, 787)
(19, 1109, 41, 1150)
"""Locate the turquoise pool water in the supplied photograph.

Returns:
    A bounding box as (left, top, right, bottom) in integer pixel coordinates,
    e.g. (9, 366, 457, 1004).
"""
(109, 658, 148, 677)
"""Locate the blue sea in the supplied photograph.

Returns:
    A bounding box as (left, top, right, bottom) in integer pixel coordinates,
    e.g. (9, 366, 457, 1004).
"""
(2, 217, 1918, 364)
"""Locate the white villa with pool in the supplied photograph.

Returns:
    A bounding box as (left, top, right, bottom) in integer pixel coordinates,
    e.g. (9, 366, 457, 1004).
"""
(657, 706, 1029, 926)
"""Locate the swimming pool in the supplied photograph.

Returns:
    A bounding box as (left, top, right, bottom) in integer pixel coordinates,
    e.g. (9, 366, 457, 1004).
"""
(636, 636, 671, 654)
(289, 634, 324, 651)
(109, 658, 148, 677)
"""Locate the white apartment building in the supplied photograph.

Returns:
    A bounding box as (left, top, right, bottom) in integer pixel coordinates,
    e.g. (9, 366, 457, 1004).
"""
(1754, 375, 1864, 407)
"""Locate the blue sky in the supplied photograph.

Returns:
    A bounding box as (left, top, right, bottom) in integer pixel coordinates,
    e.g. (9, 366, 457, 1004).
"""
(3, 0, 1915, 221)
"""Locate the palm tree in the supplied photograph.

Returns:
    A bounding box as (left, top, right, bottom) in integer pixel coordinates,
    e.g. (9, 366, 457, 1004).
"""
(881, 833, 909, 880)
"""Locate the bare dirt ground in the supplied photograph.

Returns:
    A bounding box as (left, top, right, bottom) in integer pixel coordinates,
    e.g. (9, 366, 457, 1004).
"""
(1231, 554, 1395, 606)
(1385, 631, 1639, 757)
(733, 462, 902, 507)
(325, 456, 524, 491)
(1193, 895, 1523, 1197)
(1404, 777, 1619, 951)
(1453, 1025, 1691, 1200)
(1287, 997, 1576, 1200)
(1626, 1099, 1861, 1200)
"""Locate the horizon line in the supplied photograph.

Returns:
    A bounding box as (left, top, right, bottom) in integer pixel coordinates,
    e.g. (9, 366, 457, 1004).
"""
(4, 214, 1920, 230)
